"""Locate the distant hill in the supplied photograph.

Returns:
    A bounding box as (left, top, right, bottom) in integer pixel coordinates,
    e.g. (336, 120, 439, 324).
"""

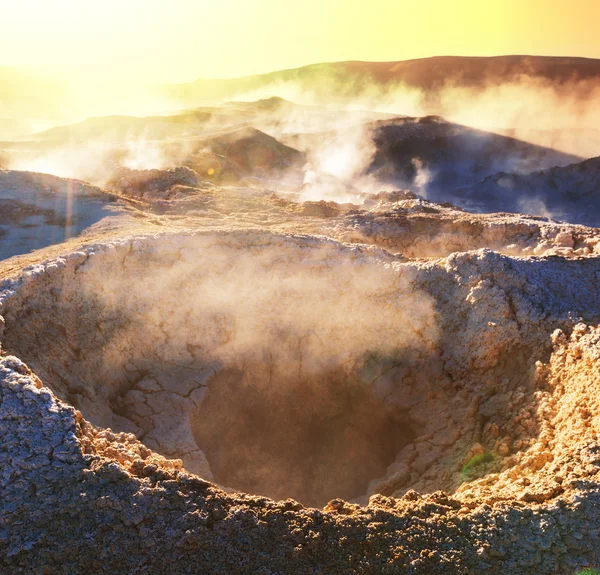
(362, 116, 580, 191)
(31, 113, 216, 143)
(162, 56, 600, 107)
(3, 106, 581, 192)
(6, 56, 599, 117)
(28, 97, 395, 144)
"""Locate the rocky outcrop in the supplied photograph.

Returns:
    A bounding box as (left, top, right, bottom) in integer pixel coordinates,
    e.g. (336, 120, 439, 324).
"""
(452, 156, 600, 226)
(0, 170, 120, 260)
(105, 166, 202, 200)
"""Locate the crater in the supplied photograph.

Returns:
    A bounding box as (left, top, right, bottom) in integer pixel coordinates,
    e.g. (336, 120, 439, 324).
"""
(2, 231, 600, 507)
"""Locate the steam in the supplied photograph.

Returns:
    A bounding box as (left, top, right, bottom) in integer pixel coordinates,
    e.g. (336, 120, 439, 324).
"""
(224, 72, 600, 158)
(2, 65, 600, 206)
(411, 158, 432, 199)
(85, 238, 438, 376)
(435, 77, 600, 158)
(6, 132, 196, 187)
(516, 196, 558, 221)
(299, 124, 385, 203)
(68, 235, 438, 504)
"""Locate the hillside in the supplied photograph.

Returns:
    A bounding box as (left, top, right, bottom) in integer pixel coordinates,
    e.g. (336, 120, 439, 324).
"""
(162, 55, 600, 106)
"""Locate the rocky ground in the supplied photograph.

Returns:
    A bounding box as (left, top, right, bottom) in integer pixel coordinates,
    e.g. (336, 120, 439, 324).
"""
(451, 156, 600, 226)
(1, 169, 600, 573)
(0, 169, 132, 260)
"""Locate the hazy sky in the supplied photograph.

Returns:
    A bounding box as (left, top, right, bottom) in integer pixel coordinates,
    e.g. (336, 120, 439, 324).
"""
(1, 0, 599, 82)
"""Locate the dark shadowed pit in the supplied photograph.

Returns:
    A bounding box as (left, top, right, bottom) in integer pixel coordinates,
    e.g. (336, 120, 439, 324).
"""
(193, 367, 416, 507)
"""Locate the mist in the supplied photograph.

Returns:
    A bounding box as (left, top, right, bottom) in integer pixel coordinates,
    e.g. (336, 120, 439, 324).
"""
(2, 59, 600, 221)
(1, 233, 440, 505)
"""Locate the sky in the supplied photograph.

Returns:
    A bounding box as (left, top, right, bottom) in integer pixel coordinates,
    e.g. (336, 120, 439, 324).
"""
(0, 0, 599, 83)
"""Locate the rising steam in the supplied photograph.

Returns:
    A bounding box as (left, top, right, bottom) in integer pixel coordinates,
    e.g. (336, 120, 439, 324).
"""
(2, 64, 600, 206)
(14, 235, 439, 505)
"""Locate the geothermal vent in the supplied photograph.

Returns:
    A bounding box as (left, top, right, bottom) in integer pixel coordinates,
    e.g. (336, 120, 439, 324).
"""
(2, 229, 600, 573)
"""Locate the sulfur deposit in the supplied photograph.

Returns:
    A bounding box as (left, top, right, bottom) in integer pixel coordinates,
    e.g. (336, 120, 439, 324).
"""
(1, 175, 600, 574)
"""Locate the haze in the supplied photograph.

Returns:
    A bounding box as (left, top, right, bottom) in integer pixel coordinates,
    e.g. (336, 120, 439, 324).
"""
(2, 0, 600, 83)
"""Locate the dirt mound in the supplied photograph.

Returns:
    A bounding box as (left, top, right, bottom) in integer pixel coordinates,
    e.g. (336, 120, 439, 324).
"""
(199, 127, 304, 175)
(367, 116, 579, 194)
(105, 166, 201, 199)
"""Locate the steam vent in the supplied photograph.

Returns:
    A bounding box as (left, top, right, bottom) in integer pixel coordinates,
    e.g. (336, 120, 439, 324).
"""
(1, 178, 600, 574)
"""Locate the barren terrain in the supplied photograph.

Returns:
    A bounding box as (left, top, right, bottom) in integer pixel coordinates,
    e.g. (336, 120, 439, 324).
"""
(2, 56, 600, 574)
